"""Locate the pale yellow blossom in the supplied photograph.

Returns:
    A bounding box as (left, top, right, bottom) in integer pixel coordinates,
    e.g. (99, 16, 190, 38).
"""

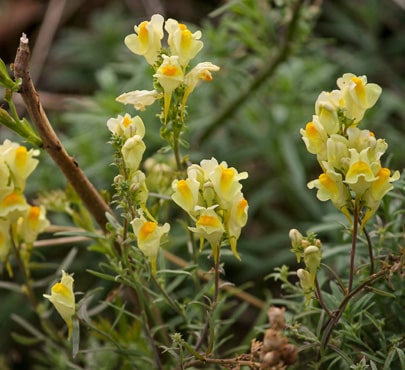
(43, 271, 75, 340)
(165, 18, 203, 67)
(107, 114, 145, 139)
(154, 55, 184, 123)
(125, 14, 164, 65)
(116, 90, 160, 111)
(131, 216, 170, 274)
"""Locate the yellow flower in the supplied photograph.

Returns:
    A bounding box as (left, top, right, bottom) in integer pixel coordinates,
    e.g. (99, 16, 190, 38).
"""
(1, 140, 39, 191)
(189, 207, 225, 262)
(165, 18, 203, 67)
(18, 205, 50, 245)
(125, 14, 164, 65)
(336, 73, 382, 123)
(131, 216, 170, 274)
(325, 134, 349, 172)
(345, 148, 379, 196)
(225, 193, 248, 260)
(154, 55, 184, 123)
(300, 116, 328, 160)
(361, 168, 400, 231)
(315, 90, 341, 135)
(116, 90, 160, 111)
(308, 166, 351, 220)
(121, 135, 146, 172)
(182, 62, 220, 119)
(303, 245, 322, 284)
(106, 114, 145, 139)
(208, 161, 248, 207)
(0, 191, 28, 222)
(43, 271, 75, 340)
(171, 177, 200, 217)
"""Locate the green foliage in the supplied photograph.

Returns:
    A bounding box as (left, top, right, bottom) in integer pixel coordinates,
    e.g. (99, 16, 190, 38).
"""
(0, 0, 404, 369)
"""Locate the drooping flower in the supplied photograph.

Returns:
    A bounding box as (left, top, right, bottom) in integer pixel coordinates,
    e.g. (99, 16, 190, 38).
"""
(164, 18, 203, 67)
(43, 271, 75, 340)
(181, 62, 220, 118)
(116, 90, 160, 111)
(125, 14, 164, 65)
(131, 216, 170, 274)
(225, 193, 248, 260)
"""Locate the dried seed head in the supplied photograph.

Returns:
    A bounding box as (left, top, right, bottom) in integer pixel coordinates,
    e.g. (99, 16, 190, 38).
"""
(279, 343, 298, 365)
(263, 328, 288, 352)
(267, 306, 286, 330)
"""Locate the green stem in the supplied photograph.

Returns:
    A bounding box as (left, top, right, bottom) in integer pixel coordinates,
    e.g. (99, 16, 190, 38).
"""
(363, 226, 374, 275)
(348, 198, 360, 292)
(314, 277, 332, 318)
(319, 270, 387, 354)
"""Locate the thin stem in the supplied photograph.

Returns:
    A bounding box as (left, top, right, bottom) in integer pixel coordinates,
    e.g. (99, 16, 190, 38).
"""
(363, 226, 374, 275)
(197, 0, 306, 143)
(348, 198, 360, 292)
(314, 277, 332, 318)
(319, 270, 387, 353)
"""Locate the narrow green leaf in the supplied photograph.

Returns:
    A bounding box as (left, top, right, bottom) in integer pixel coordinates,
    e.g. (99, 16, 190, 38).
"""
(11, 332, 43, 346)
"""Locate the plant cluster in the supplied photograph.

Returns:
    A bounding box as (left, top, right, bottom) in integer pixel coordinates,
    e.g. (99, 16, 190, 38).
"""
(0, 1, 404, 369)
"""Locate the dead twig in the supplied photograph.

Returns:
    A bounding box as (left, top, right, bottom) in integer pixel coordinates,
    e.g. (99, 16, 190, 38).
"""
(13, 34, 113, 231)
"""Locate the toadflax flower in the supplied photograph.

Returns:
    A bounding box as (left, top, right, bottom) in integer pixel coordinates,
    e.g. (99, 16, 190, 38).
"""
(116, 90, 160, 111)
(107, 114, 145, 139)
(302, 73, 399, 230)
(0, 139, 39, 192)
(131, 215, 170, 274)
(171, 157, 248, 261)
(125, 14, 164, 65)
(43, 271, 75, 340)
(164, 18, 203, 67)
(154, 54, 184, 123)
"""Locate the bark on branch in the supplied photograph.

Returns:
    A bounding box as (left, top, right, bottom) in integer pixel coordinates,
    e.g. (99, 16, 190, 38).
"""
(13, 33, 113, 231)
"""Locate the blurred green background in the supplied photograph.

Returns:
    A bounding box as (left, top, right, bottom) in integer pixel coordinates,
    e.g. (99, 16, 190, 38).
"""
(0, 0, 404, 368)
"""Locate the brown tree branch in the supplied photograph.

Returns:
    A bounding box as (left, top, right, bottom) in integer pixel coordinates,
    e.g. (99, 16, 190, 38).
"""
(13, 33, 113, 231)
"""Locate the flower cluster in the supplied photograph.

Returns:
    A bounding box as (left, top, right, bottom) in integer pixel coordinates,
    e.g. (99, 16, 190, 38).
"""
(0, 139, 49, 275)
(289, 229, 322, 303)
(301, 73, 400, 230)
(171, 158, 248, 262)
(116, 14, 220, 123)
(107, 113, 169, 274)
